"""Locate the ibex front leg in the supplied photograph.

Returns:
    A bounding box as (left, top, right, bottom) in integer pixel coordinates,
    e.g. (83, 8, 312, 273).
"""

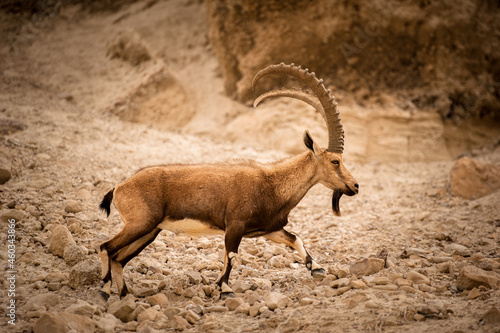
(264, 228, 326, 278)
(216, 222, 245, 299)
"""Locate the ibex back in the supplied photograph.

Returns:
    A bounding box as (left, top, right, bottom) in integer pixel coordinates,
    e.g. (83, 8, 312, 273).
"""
(98, 63, 358, 300)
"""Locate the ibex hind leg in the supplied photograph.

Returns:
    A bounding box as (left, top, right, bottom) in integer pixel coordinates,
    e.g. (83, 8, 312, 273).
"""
(264, 228, 326, 279)
(216, 223, 245, 299)
(111, 228, 162, 298)
(98, 222, 160, 300)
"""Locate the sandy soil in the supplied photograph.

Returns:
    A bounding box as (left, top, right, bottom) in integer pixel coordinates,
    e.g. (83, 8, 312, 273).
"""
(0, 1, 499, 332)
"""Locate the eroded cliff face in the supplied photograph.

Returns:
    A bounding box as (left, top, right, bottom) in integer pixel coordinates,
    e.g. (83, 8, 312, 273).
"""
(207, 0, 500, 121)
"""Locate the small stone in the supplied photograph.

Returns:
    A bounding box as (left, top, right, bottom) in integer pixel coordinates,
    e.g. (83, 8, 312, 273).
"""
(186, 270, 202, 284)
(365, 300, 382, 309)
(137, 307, 160, 322)
(264, 292, 291, 310)
(68, 259, 101, 289)
(65, 200, 83, 213)
(372, 277, 391, 285)
(108, 294, 137, 322)
(406, 270, 430, 285)
(372, 284, 398, 291)
(481, 306, 500, 325)
(25, 293, 60, 311)
(414, 313, 425, 321)
(444, 243, 471, 257)
(456, 265, 500, 290)
(394, 278, 412, 287)
(349, 258, 385, 277)
(95, 314, 119, 333)
(185, 310, 201, 324)
(204, 306, 228, 313)
(232, 281, 253, 293)
(49, 225, 76, 258)
(168, 315, 191, 330)
(430, 256, 453, 264)
(330, 277, 350, 288)
(299, 297, 315, 306)
(350, 279, 367, 289)
(225, 297, 244, 311)
(467, 287, 481, 300)
(148, 293, 169, 308)
(63, 244, 86, 266)
(66, 299, 96, 316)
(33, 312, 95, 333)
(136, 287, 157, 298)
(236, 302, 250, 315)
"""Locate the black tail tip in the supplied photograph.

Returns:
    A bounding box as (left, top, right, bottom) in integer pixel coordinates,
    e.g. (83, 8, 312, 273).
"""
(99, 189, 114, 217)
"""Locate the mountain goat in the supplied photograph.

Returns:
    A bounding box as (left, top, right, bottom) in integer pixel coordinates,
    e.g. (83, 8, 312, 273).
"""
(98, 63, 358, 300)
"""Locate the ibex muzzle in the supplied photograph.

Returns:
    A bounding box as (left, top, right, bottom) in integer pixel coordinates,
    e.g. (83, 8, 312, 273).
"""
(98, 63, 358, 300)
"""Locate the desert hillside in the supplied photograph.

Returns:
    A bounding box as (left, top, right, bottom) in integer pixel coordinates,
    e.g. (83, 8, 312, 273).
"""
(0, 1, 499, 332)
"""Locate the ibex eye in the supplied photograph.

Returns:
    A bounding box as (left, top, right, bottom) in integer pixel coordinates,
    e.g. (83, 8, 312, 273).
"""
(332, 160, 339, 165)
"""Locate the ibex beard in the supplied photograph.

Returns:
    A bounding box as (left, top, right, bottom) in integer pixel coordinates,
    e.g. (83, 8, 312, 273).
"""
(98, 63, 358, 300)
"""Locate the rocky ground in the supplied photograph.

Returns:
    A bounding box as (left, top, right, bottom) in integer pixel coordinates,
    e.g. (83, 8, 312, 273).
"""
(0, 1, 500, 332)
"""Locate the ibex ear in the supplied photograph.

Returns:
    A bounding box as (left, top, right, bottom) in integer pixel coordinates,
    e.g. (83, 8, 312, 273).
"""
(303, 130, 321, 155)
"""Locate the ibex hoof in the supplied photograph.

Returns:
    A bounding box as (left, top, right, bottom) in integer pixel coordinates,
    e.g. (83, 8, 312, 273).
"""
(311, 268, 326, 279)
(98, 290, 110, 302)
(220, 292, 235, 300)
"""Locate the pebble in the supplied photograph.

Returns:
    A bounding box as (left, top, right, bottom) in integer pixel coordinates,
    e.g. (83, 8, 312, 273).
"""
(63, 243, 86, 266)
(49, 225, 76, 258)
(68, 259, 101, 289)
(33, 312, 94, 333)
(148, 293, 169, 308)
(349, 258, 385, 277)
(264, 292, 291, 310)
(443, 243, 471, 257)
(225, 297, 244, 311)
(65, 200, 83, 213)
(456, 265, 500, 290)
(108, 294, 137, 322)
(406, 270, 430, 285)
(467, 287, 481, 300)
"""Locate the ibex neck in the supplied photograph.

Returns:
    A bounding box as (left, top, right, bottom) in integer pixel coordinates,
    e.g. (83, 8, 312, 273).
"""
(265, 151, 319, 210)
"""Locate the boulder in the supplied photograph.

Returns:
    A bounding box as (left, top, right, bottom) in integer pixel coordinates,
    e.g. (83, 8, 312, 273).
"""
(456, 265, 500, 290)
(449, 157, 500, 199)
(33, 312, 94, 333)
(49, 225, 76, 258)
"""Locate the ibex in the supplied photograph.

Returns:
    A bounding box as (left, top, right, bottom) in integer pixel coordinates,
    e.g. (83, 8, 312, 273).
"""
(98, 63, 358, 300)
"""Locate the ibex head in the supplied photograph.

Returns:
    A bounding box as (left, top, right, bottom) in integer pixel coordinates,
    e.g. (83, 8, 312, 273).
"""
(253, 63, 359, 216)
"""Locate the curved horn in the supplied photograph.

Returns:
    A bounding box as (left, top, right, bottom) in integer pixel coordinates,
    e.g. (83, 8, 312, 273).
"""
(253, 88, 327, 122)
(252, 62, 344, 154)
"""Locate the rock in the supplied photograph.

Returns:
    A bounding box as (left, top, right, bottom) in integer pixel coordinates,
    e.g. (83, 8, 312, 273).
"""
(184, 310, 201, 324)
(130, 305, 147, 321)
(264, 292, 291, 310)
(108, 294, 137, 322)
(350, 279, 367, 289)
(136, 287, 157, 297)
(66, 299, 96, 316)
(481, 306, 500, 325)
(49, 225, 76, 258)
(25, 293, 60, 311)
(68, 259, 101, 289)
(429, 256, 453, 264)
(467, 287, 481, 300)
(186, 270, 202, 284)
(204, 306, 228, 313)
(349, 258, 385, 277)
(372, 277, 391, 285)
(299, 297, 315, 306)
(107, 29, 153, 66)
(330, 278, 350, 288)
(449, 157, 500, 199)
(63, 243, 86, 266)
(456, 265, 500, 290)
(148, 293, 169, 308)
(95, 314, 119, 333)
(236, 302, 250, 315)
(406, 270, 430, 285)
(225, 297, 244, 311)
(65, 200, 83, 213)
(33, 312, 95, 333)
(137, 307, 160, 322)
(443, 243, 471, 257)
(232, 281, 253, 293)
(168, 315, 191, 330)
(365, 300, 382, 309)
